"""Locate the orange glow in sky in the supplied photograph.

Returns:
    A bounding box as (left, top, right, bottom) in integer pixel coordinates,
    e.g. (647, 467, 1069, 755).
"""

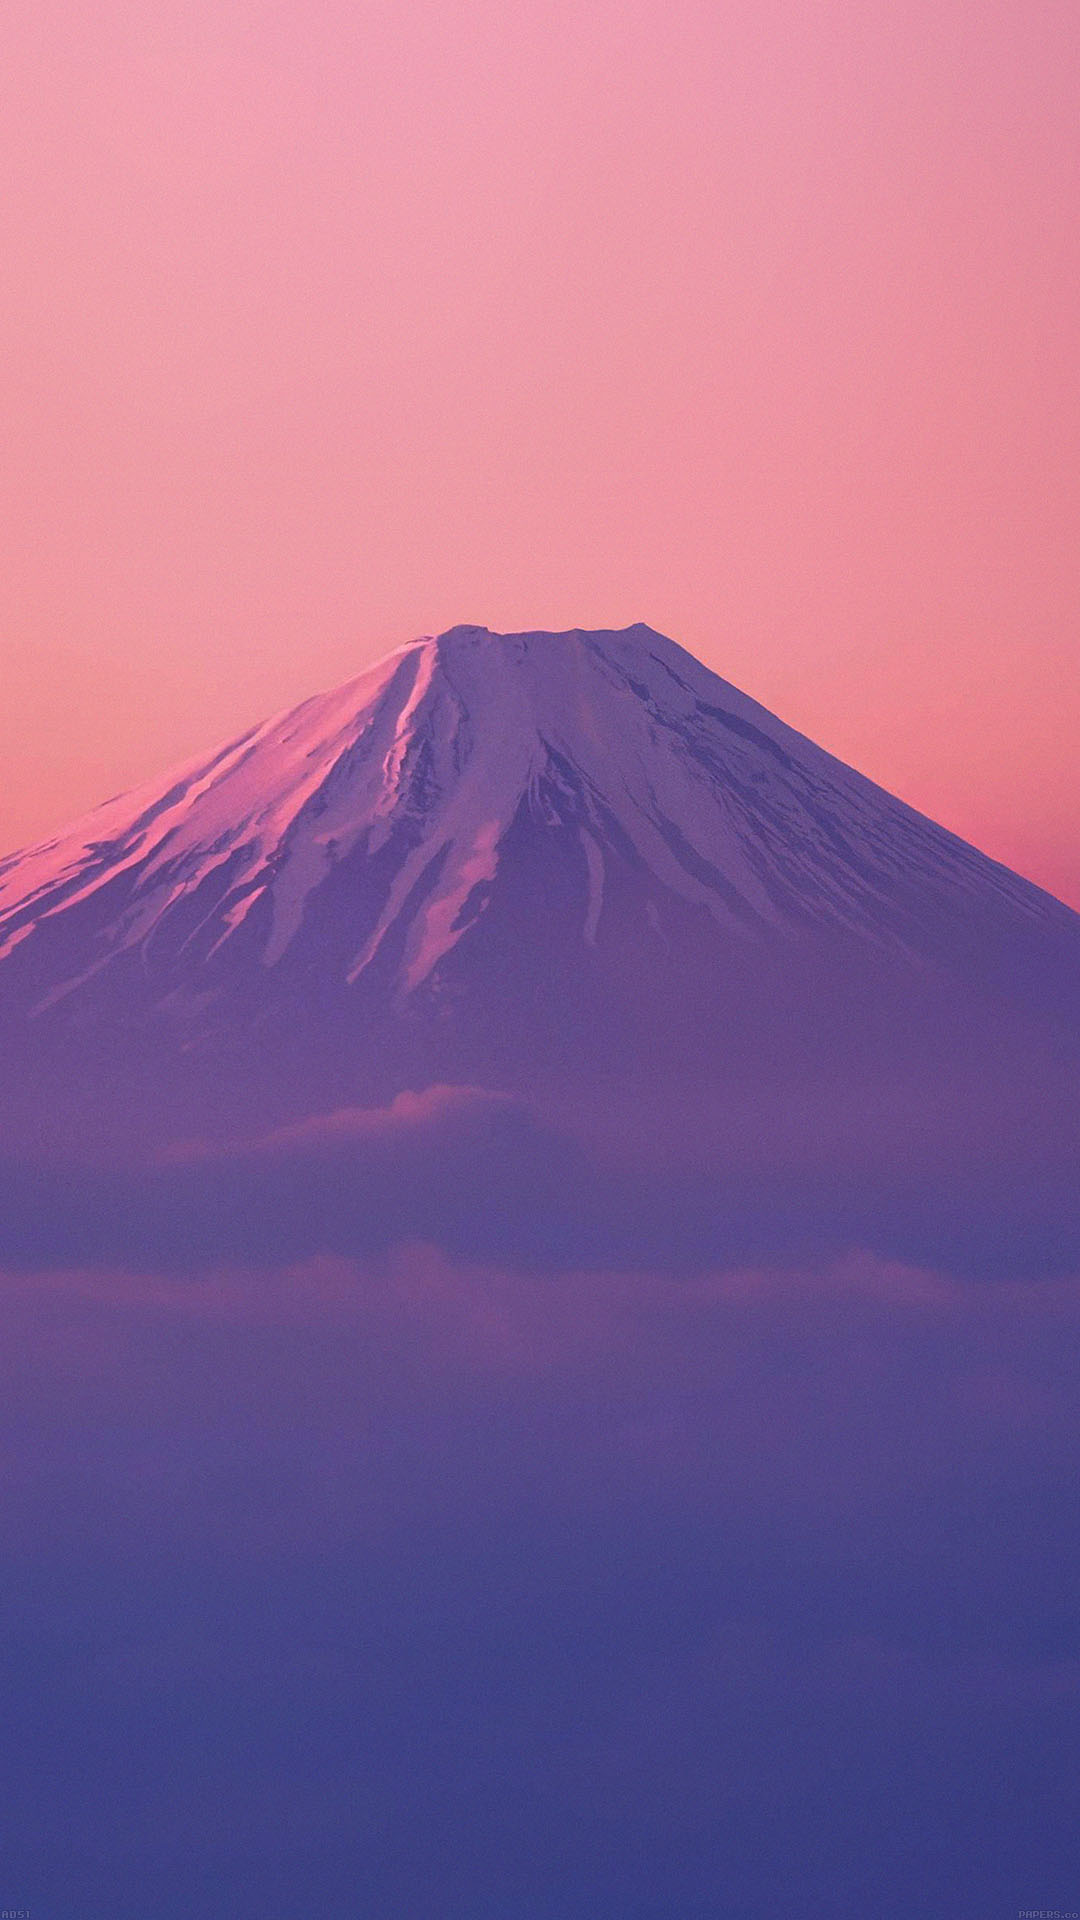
(1, 0, 1077, 904)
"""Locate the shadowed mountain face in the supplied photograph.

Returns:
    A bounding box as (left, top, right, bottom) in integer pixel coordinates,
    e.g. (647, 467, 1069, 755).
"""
(0, 622, 1078, 1158)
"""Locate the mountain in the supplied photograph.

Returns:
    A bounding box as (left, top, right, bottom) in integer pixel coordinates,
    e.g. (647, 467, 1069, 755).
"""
(1, 623, 1077, 1149)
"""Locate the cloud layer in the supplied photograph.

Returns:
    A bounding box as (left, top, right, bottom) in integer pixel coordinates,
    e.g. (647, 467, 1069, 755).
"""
(0, 1246, 1077, 1919)
(2, 1073, 1078, 1283)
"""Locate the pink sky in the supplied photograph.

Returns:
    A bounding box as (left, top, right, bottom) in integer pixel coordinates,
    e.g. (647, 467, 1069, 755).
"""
(1, 0, 1077, 905)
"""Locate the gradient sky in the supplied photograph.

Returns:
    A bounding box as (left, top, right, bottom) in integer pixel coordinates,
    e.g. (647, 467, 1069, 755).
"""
(1, 0, 1077, 904)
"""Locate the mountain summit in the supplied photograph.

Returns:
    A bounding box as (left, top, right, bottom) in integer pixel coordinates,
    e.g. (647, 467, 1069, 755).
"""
(1, 623, 1077, 1142)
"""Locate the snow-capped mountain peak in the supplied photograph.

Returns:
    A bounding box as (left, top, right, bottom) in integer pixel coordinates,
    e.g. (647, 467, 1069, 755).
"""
(0, 624, 1075, 1058)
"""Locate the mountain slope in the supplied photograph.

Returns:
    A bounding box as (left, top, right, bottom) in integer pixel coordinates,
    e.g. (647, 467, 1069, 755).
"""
(0, 623, 1077, 1143)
